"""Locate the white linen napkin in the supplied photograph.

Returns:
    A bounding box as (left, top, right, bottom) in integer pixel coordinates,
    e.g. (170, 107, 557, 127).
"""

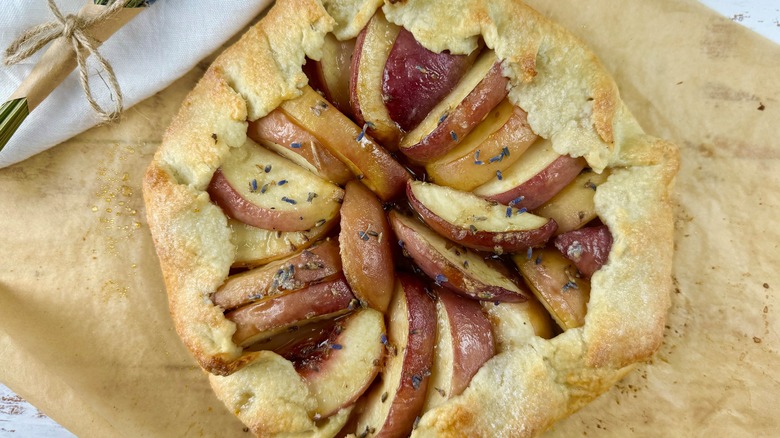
(0, 0, 273, 168)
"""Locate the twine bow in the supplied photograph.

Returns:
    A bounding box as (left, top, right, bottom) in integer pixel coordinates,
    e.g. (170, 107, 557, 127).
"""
(4, 0, 126, 122)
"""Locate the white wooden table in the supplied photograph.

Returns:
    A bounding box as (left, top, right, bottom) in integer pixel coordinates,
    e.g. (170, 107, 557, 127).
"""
(1, 1, 778, 436)
(0, 384, 75, 437)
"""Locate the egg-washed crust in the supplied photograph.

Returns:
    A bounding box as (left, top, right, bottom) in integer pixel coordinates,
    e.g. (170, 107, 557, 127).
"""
(142, 0, 679, 436)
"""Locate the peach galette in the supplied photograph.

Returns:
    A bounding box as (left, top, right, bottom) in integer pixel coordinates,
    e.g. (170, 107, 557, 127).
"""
(143, 0, 679, 436)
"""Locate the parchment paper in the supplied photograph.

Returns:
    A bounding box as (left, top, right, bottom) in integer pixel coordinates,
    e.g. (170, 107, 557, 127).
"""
(1, 0, 778, 436)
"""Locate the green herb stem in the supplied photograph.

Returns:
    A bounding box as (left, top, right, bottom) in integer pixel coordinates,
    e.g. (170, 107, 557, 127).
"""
(93, 0, 150, 7)
(0, 98, 30, 152)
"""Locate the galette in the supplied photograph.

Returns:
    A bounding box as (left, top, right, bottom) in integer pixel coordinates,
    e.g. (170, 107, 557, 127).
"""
(143, 0, 679, 436)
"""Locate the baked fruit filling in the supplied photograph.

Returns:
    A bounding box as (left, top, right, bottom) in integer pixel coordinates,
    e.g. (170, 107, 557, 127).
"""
(205, 11, 616, 436)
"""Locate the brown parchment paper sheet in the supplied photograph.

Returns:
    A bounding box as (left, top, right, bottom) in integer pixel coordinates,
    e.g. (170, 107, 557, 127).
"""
(1, 0, 778, 436)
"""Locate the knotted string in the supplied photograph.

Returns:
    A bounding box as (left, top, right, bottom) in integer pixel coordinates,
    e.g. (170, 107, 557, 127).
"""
(4, 0, 126, 122)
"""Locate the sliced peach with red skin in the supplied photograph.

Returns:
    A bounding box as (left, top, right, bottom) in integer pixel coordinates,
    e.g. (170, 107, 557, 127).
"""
(277, 309, 385, 418)
(425, 100, 538, 190)
(340, 180, 395, 313)
(401, 51, 509, 162)
(226, 275, 356, 347)
(247, 109, 353, 185)
(303, 33, 356, 117)
(280, 86, 411, 201)
(473, 138, 587, 210)
(212, 238, 342, 311)
(513, 247, 591, 330)
(350, 10, 402, 148)
(207, 140, 344, 232)
(355, 275, 437, 438)
(533, 168, 610, 235)
(554, 225, 613, 278)
(389, 210, 530, 302)
(423, 288, 495, 412)
(406, 180, 557, 253)
(382, 27, 477, 132)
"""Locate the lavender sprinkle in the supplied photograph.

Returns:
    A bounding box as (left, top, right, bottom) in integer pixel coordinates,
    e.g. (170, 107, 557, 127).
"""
(509, 196, 525, 206)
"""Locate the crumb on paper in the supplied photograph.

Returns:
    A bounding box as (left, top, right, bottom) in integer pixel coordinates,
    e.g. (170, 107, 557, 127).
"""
(89, 144, 144, 258)
(85, 144, 146, 302)
(101, 279, 129, 302)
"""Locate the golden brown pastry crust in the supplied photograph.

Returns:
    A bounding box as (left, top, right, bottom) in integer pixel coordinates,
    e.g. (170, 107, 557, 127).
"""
(142, 0, 679, 436)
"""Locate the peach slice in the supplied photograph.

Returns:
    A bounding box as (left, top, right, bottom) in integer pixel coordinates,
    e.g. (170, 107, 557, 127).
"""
(340, 180, 395, 313)
(425, 100, 538, 190)
(512, 247, 591, 330)
(406, 180, 557, 253)
(554, 225, 613, 278)
(226, 275, 356, 347)
(229, 217, 337, 268)
(423, 288, 494, 413)
(207, 140, 344, 232)
(280, 86, 411, 201)
(350, 10, 402, 147)
(247, 109, 353, 185)
(303, 33, 356, 117)
(212, 238, 342, 311)
(389, 210, 529, 302)
(473, 138, 587, 210)
(355, 275, 436, 437)
(382, 28, 477, 132)
(277, 309, 385, 418)
(533, 168, 610, 235)
(400, 51, 509, 162)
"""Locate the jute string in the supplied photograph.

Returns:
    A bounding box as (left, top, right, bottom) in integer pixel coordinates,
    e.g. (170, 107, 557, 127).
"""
(4, 0, 126, 122)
